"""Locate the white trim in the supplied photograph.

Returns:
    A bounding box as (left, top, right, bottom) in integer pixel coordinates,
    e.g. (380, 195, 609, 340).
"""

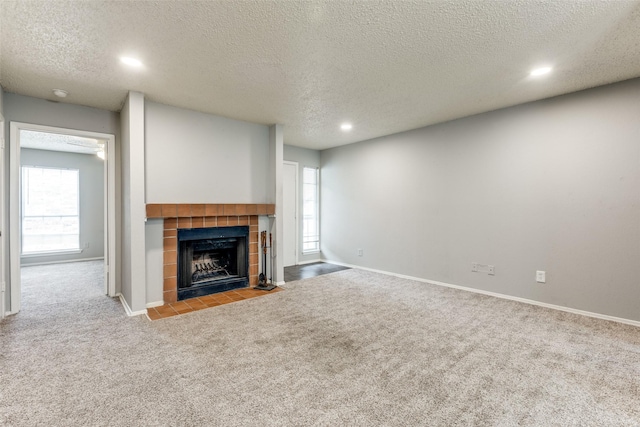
(276, 281, 286, 286)
(117, 293, 147, 317)
(296, 259, 323, 265)
(9, 122, 117, 314)
(324, 260, 640, 328)
(22, 249, 83, 258)
(146, 300, 164, 309)
(20, 257, 104, 267)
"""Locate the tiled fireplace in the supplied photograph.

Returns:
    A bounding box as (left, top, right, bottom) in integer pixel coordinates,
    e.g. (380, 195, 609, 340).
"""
(146, 203, 275, 304)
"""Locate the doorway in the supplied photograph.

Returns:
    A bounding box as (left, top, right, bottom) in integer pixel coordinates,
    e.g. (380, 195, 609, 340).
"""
(283, 161, 298, 267)
(8, 123, 116, 314)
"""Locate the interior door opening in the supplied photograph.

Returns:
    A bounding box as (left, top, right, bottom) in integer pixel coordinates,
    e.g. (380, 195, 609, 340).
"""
(8, 123, 116, 315)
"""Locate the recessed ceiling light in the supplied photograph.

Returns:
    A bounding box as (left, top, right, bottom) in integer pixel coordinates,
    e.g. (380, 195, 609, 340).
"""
(340, 123, 353, 131)
(530, 66, 552, 77)
(52, 89, 68, 98)
(120, 56, 143, 67)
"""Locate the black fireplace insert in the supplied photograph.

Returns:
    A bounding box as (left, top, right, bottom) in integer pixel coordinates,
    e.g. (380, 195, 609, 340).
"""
(177, 226, 249, 300)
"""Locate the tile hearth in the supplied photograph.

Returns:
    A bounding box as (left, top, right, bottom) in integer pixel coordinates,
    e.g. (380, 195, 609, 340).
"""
(147, 287, 283, 320)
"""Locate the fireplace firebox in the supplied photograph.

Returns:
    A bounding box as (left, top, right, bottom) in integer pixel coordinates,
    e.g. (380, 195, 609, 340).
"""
(177, 226, 249, 300)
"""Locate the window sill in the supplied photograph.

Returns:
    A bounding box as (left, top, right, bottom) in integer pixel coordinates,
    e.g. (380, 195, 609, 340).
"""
(302, 250, 320, 255)
(21, 249, 83, 258)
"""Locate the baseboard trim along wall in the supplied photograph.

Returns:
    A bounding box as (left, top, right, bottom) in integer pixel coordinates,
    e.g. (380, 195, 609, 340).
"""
(296, 259, 323, 265)
(146, 300, 164, 309)
(324, 260, 640, 328)
(117, 293, 148, 317)
(20, 257, 105, 267)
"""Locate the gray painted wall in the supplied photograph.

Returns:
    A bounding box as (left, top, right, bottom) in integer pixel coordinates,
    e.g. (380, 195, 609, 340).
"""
(321, 79, 640, 322)
(0, 86, 5, 315)
(120, 92, 147, 313)
(20, 148, 104, 265)
(283, 144, 322, 263)
(3, 93, 120, 313)
(145, 101, 271, 203)
(144, 102, 272, 303)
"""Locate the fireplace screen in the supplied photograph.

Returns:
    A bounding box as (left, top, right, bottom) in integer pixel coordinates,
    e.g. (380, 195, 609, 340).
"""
(177, 226, 249, 300)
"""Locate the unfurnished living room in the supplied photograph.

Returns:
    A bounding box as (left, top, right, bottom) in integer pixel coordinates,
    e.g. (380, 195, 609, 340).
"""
(1, 1, 640, 425)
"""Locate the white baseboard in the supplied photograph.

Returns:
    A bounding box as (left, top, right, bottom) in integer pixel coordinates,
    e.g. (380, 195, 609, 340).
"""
(296, 259, 322, 265)
(21, 257, 105, 267)
(324, 260, 640, 328)
(276, 281, 286, 286)
(146, 300, 164, 309)
(117, 293, 148, 317)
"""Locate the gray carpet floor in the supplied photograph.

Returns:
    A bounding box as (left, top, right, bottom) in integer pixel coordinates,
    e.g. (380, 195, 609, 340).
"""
(1, 261, 639, 426)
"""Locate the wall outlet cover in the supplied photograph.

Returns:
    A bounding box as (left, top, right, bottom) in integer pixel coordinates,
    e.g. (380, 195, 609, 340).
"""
(488, 265, 495, 275)
(536, 270, 546, 283)
(472, 262, 479, 272)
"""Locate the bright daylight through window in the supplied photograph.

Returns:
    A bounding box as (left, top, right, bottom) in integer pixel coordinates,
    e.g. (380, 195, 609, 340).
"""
(302, 167, 319, 253)
(21, 166, 80, 254)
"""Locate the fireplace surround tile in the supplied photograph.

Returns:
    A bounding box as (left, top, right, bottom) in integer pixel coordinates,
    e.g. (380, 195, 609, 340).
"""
(205, 204, 219, 216)
(148, 204, 273, 305)
(191, 204, 206, 216)
(177, 204, 192, 217)
(161, 204, 177, 217)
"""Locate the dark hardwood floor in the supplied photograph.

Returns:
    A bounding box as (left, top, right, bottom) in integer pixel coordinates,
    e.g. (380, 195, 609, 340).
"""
(284, 262, 350, 282)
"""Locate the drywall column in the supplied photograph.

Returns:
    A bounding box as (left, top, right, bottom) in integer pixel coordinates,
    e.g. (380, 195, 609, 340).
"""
(0, 86, 5, 319)
(120, 91, 146, 314)
(269, 124, 284, 284)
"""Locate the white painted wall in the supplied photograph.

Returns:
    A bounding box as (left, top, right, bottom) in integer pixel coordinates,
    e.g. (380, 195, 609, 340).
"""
(321, 78, 640, 322)
(20, 148, 104, 265)
(283, 145, 321, 264)
(144, 101, 270, 203)
(120, 92, 146, 314)
(2, 93, 120, 312)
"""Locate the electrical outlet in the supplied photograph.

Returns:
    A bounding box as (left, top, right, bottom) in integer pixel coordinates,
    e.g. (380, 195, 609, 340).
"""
(536, 270, 546, 283)
(84, 242, 90, 249)
(472, 263, 479, 272)
(357, 248, 363, 257)
(488, 265, 495, 275)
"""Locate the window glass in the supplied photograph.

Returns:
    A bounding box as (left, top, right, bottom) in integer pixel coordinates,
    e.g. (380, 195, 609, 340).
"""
(302, 167, 319, 253)
(21, 166, 80, 254)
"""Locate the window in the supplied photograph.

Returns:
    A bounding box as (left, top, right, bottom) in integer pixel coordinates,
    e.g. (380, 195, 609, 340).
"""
(21, 166, 80, 254)
(302, 167, 319, 253)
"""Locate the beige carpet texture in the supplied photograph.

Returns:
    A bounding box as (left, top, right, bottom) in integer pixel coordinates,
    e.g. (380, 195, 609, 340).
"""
(1, 261, 639, 426)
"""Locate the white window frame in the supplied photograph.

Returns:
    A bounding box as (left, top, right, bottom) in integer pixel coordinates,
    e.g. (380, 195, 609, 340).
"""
(302, 166, 320, 254)
(20, 165, 81, 255)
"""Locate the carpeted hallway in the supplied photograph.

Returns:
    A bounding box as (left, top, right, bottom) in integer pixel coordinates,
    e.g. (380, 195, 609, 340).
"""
(1, 261, 639, 426)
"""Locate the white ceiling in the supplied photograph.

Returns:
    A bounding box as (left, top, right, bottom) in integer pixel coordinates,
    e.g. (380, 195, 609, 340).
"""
(1, 1, 639, 150)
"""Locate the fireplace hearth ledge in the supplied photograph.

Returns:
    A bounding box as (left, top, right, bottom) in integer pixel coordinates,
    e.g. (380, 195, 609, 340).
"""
(146, 203, 275, 218)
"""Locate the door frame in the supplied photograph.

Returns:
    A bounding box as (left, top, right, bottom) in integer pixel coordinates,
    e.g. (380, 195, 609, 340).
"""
(283, 161, 299, 267)
(8, 122, 117, 314)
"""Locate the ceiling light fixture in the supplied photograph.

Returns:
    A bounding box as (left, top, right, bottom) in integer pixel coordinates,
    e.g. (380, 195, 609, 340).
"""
(52, 89, 68, 98)
(530, 66, 552, 77)
(340, 123, 353, 131)
(120, 56, 143, 67)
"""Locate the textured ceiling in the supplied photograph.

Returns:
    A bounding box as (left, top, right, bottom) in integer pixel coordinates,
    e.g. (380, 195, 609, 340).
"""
(20, 130, 103, 155)
(1, 1, 640, 150)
